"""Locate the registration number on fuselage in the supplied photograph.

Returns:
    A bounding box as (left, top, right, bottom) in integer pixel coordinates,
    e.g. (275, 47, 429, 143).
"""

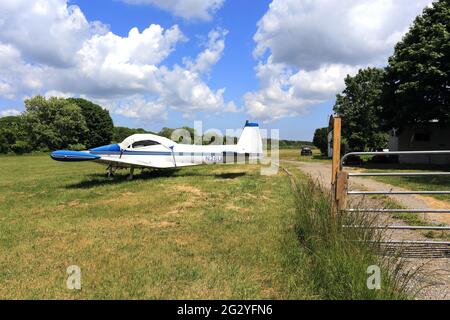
(204, 155, 222, 163)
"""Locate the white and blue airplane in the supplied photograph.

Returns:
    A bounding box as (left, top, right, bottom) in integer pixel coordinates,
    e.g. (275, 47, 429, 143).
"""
(50, 121, 263, 179)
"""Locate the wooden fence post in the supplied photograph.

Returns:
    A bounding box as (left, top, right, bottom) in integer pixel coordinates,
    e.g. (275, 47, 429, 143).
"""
(331, 117, 341, 185)
(331, 117, 342, 215)
(336, 171, 348, 211)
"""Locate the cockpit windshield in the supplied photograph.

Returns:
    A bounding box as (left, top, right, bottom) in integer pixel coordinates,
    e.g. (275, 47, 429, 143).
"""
(130, 140, 161, 149)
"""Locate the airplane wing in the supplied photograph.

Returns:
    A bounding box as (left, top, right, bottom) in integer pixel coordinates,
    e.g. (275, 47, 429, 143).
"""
(94, 156, 178, 169)
(51, 150, 200, 169)
(51, 150, 173, 169)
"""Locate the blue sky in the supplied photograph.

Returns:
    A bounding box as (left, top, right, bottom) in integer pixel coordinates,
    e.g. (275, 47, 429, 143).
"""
(0, 0, 432, 140)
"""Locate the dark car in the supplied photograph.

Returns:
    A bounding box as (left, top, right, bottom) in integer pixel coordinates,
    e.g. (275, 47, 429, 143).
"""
(300, 147, 313, 156)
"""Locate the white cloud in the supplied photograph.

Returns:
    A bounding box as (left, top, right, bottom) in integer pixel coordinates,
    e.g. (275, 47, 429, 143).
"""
(104, 64, 230, 120)
(43, 90, 73, 99)
(77, 25, 184, 68)
(114, 96, 168, 122)
(244, 59, 361, 121)
(0, 0, 234, 121)
(65, 24, 184, 97)
(224, 101, 239, 113)
(245, 0, 433, 121)
(253, 0, 432, 70)
(0, 109, 21, 117)
(0, 43, 46, 99)
(0, 0, 105, 68)
(289, 64, 361, 101)
(122, 0, 224, 21)
(91, 27, 231, 118)
(184, 28, 228, 74)
(159, 65, 226, 114)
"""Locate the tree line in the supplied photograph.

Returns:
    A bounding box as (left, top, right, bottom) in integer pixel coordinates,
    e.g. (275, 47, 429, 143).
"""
(0, 96, 310, 154)
(0, 97, 114, 154)
(313, 0, 449, 154)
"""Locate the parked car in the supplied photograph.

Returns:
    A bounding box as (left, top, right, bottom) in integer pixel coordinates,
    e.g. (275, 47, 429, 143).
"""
(300, 147, 313, 156)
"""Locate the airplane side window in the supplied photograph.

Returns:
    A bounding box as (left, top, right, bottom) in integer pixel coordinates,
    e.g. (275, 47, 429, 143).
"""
(132, 140, 161, 148)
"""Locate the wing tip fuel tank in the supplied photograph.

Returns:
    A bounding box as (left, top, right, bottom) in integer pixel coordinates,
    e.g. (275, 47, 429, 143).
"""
(50, 150, 101, 162)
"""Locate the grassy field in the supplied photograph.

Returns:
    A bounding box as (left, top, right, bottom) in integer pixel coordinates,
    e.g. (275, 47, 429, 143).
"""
(0, 153, 411, 299)
(279, 149, 330, 163)
(0, 153, 311, 299)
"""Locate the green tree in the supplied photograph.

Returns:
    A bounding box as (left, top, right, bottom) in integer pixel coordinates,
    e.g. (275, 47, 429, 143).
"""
(112, 126, 151, 143)
(67, 98, 114, 148)
(381, 0, 450, 129)
(333, 68, 388, 151)
(313, 127, 328, 155)
(158, 127, 175, 140)
(0, 133, 8, 154)
(0, 116, 31, 154)
(23, 96, 88, 151)
(159, 126, 195, 144)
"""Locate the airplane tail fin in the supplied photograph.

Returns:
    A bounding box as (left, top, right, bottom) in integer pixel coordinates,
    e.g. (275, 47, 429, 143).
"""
(237, 121, 263, 155)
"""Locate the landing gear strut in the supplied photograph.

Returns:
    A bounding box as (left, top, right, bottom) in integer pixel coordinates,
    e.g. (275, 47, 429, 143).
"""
(127, 167, 135, 181)
(106, 165, 134, 180)
(107, 165, 116, 180)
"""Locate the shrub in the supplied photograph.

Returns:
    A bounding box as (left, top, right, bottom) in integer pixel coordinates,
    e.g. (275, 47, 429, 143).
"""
(67, 143, 87, 151)
(10, 140, 32, 154)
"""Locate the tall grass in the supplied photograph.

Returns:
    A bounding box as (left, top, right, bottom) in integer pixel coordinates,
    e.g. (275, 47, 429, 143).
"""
(290, 175, 417, 299)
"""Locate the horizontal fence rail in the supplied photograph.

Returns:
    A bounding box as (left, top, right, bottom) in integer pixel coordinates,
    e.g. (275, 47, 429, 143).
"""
(341, 150, 450, 170)
(344, 225, 450, 231)
(379, 240, 450, 246)
(345, 209, 450, 214)
(339, 150, 450, 255)
(380, 241, 450, 257)
(349, 172, 450, 177)
(348, 190, 450, 195)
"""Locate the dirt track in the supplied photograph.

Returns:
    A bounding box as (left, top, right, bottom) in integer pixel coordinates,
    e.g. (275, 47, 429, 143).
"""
(282, 159, 450, 300)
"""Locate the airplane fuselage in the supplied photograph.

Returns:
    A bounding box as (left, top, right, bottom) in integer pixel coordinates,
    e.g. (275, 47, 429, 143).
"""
(50, 121, 264, 178)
